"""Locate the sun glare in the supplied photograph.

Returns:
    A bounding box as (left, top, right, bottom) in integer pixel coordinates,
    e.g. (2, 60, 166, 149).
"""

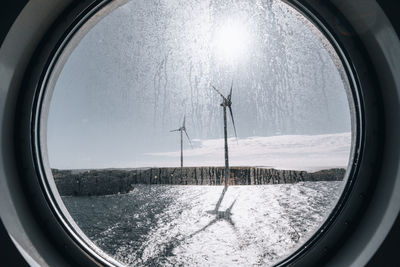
(213, 19, 251, 63)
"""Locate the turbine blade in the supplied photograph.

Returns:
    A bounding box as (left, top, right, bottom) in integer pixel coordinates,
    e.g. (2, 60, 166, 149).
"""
(184, 129, 193, 148)
(227, 217, 235, 227)
(228, 106, 238, 142)
(182, 115, 186, 128)
(170, 129, 180, 132)
(227, 199, 237, 212)
(211, 85, 226, 99)
(228, 80, 233, 101)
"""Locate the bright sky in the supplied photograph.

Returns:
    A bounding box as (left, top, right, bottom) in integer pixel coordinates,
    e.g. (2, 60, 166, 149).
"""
(46, 0, 352, 169)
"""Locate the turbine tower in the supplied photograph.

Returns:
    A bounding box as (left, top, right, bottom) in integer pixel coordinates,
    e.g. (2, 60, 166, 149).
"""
(212, 82, 238, 187)
(170, 115, 192, 168)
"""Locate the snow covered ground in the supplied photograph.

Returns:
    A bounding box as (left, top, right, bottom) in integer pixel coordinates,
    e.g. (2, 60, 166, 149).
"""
(145, 132, 351, 172)
(63, 181, 344, 266)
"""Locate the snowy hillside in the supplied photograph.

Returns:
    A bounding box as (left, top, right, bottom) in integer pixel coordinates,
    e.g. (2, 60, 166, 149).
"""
(145, 132, 351, 172)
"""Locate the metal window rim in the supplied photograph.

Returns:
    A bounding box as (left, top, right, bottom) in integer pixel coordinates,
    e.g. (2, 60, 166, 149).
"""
(0, 0, 399, 266)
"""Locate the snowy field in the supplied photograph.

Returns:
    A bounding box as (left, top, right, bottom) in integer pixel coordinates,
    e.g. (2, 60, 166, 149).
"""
(143, 132, 351, 172)
(63, 181, 343, 266)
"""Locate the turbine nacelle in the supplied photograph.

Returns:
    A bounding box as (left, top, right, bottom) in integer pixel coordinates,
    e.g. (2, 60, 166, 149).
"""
(170, 115, 193, 147)
(220, 98, 232, 107)
(211, 82, 238, 140)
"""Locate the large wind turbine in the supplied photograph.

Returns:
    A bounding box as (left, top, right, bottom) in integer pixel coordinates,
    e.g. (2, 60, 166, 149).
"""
(212, 82, 238, 187)
(170, 116, 192, 168)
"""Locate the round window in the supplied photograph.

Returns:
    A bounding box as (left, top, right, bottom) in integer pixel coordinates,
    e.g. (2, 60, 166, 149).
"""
(37, 0, 360, 266)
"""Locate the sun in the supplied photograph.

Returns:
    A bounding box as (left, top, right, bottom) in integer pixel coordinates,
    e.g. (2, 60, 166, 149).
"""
(213, 19, 251, 63)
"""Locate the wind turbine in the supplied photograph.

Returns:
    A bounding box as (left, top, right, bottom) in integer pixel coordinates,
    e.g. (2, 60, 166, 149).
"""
(211, 81, 238, 187)
(170, 115, 192, 168)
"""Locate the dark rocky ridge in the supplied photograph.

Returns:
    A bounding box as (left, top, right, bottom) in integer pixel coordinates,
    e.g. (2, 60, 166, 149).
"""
(53, 167, 346, 196)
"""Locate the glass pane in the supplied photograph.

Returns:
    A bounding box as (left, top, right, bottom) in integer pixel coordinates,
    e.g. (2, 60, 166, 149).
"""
(46, 0, 353, 265)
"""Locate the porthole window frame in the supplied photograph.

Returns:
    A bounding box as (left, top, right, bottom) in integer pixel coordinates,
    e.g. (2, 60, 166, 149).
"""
(4, 0, 393, 266)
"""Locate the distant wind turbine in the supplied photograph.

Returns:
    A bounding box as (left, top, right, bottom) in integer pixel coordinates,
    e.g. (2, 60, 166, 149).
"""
(170, 115, 193, 168)
(212, 81, 238, 187)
